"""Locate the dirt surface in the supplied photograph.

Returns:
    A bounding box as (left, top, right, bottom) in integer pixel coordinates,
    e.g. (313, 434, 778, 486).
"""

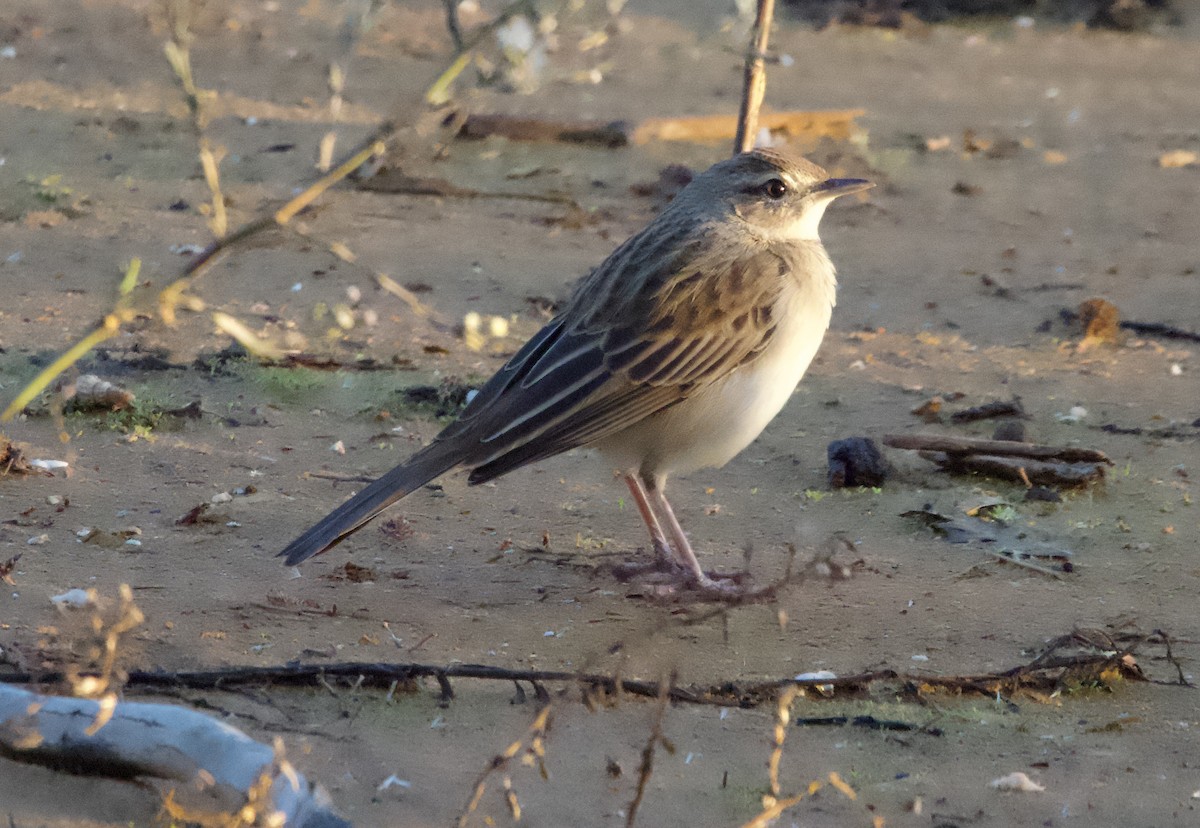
(1, 1, 1198, 825)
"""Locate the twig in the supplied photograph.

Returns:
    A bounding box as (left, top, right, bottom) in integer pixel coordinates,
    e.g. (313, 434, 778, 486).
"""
(918, 450, 1107, 487)
(979, 548, 1066, 578)
(767, 685, 799, 796)
(1120, 320, 1200, 343)
(733, 0, 777, 155)
(163, 1, 226, 237)
(375, 272, 448, 326)
(948, 397, 1028, 423)
(1152, 629, 1192, 686)
(883, 433, 1113, 464)
(0, 646, 1145, 702)
(442, 0, 465, 51)
(627, 672, 674, 828)
(457, 704, 552, 828)
(426, 0, 537, 105)
(318, 4, 379, 172)
(303, 470, 378, 484)
(739, 787, 814, 828)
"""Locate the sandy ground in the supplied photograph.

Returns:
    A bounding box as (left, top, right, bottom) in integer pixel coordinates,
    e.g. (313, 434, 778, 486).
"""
(1, 0, 1198, 825)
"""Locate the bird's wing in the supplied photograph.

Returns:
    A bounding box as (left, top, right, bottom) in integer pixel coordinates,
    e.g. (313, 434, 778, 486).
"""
(438, 224, 790, 482)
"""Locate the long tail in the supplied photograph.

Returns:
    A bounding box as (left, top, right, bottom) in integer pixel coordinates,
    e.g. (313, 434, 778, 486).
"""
(278, 443, 459, 566)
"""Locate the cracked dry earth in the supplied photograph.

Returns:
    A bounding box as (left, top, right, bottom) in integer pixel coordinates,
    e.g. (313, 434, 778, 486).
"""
(0, 0, 1198, 825)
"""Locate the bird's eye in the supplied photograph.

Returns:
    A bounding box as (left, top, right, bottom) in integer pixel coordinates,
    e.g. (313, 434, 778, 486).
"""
(762, 178, 787, 199)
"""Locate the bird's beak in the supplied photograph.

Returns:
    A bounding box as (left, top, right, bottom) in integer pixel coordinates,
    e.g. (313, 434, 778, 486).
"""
(813, 178, 873, 199)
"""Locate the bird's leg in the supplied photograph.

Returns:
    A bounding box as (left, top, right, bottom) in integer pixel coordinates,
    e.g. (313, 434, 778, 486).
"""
(644, 476, 737, 593)
(623, 473, 673, 565)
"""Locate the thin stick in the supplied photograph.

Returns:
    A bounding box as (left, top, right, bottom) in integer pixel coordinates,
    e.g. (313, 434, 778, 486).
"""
(626, 673, 673, 828)
(883, 433, 1113, 464)
(442, 0, 465, 51)
(0, 645, 1153, 705)
(457, 705, 552, 828)
(767, 684, 799, 796)
(733, 0, 777, 155)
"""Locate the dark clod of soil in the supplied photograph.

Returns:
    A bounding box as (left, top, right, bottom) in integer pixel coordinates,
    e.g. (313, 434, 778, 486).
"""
(827, 436, 889, 488)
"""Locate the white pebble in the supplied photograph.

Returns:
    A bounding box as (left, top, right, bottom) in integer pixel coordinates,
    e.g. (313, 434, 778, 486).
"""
(990, 772, 1044, 793)
(794, 670, 837, 682)
(330, 440, 346, 455)
(51, 588, 94, 609)
(30, 459, 69, 471)
(377, 775, 412, 791)
(211, 491, 233, 504)
(26, 534, 48, 545)
(794, 670, 837, 694)
(1170, 364, 1183, 376)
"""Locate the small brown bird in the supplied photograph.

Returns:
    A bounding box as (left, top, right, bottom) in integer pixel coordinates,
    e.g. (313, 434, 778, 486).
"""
(279, 148, 870, 593)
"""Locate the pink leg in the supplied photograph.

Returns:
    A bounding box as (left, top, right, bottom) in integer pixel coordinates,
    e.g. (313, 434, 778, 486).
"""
(624, 474, 672, 564)
(645, 479, 727, 590)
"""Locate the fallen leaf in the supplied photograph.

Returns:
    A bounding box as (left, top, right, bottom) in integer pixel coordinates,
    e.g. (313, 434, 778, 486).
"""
(1158, 149, 1197, 168)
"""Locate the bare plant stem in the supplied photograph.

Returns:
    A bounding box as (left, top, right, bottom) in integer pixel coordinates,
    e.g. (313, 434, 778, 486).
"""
(734, 0, 777, 155)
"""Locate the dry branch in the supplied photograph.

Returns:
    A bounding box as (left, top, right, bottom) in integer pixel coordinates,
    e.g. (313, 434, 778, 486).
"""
(0, 685, 345, 827)
(457, 704, 552, 828)
(882, 433, 1113, 464)
(453, 110, 866, 147)
(918, 450, 1108, 487)
(734, 0, 778, 154)
(638, 109, 864, 146)
(626, 674, 674, 828)
(0, 631, 1165, 708)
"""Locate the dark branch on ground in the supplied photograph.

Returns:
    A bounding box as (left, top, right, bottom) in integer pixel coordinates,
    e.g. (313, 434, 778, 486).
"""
(2, 629, 1184, 707)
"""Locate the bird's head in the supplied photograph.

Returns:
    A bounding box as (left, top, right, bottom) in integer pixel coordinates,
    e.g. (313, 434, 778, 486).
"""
(679, 148, 872, 242)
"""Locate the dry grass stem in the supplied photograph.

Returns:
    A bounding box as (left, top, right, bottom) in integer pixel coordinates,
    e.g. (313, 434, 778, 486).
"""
(733, 0, 777, 155)
(626, 672, 674, 828)
(457, 704, 552, 827)
(767, 684, 800, 796)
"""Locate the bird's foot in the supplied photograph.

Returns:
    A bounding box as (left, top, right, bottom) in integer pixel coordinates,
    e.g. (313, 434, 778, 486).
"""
(613, 555, 766, 602)
(687, 570, 779, 603)
(611, 556, 692, 584)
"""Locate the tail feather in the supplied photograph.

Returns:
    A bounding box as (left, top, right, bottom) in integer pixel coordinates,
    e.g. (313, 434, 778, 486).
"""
(279, 444, 458, 566)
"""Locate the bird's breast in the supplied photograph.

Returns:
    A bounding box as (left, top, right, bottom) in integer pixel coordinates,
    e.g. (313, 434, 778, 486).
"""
(598, 263, 836, 478)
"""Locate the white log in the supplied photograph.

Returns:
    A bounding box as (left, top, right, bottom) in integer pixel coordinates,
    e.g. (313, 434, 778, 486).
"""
(0, 684, 348, 826)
